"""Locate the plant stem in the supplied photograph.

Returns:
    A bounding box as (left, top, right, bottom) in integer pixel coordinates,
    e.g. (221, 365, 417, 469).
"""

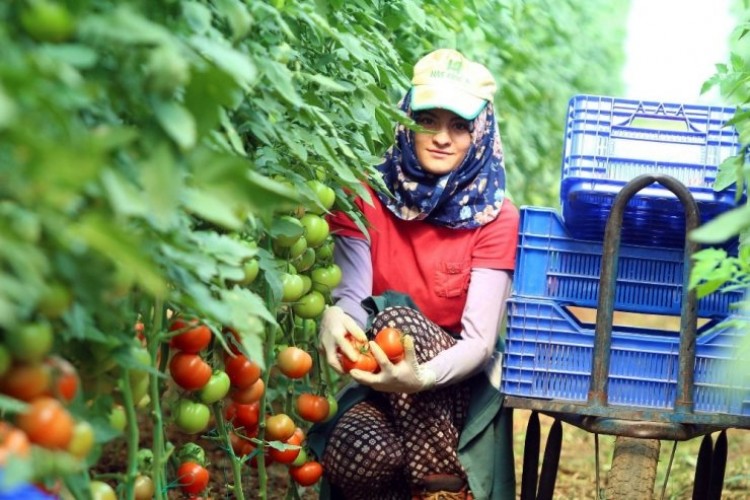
(148, 298, 167, 500)
(212, 403, 246, 500)
(120, 370, 138, 500)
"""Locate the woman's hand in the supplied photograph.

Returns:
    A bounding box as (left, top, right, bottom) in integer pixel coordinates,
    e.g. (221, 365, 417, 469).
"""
(349, 335, 436, 394)
(318, 305, 368, 374)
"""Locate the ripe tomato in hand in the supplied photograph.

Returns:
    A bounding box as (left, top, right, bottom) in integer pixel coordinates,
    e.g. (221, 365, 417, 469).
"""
(296, 393, 330, 423)
(337, 333, 379, 373)
(169, 352, 212, 391)
(374, 327, 405, 363)
(290, 460, 324, 487)
(276, 346, 312, 379)
(177, 461, 209, 495)
(224, 354, 261, 389)
(169, 318, 212, 353)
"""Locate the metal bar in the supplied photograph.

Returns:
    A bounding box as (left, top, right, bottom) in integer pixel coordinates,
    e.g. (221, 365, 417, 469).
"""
(589, 174, 701, 414)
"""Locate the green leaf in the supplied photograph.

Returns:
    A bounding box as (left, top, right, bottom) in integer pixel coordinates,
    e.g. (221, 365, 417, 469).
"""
(184, 188, 244, 230)
(0, 85, 17, 129)
(101, 170, 149, 218)
(303, 73, 355, 92)
(190, 35, 258, 89)
(213, 0, 253, 41)
(690, 205, 750, 243)
(140, 146, 181, 230)
(154, 101, 197, 150)
(79, 7, 172, 45)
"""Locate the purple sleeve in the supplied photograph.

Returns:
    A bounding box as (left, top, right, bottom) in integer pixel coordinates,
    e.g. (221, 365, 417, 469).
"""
(331, 236, 372, 329)
(424, 268, 512, 387)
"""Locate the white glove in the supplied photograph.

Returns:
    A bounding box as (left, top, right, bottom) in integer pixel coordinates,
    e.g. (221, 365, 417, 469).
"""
(318, 305, 368, 374)
(349, 335, 437, 394)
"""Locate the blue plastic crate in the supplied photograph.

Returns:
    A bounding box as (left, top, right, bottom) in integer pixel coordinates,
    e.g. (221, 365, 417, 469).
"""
(560, 94, 745, 248)
(514, 206, 741, 318)
(501, 298, 750, 415)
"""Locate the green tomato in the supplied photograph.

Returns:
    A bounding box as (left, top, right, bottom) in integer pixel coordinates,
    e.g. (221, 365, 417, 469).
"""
(37, 283, 71, 319)
(311, 264, 343, 293)
(306, 180, 336, 214)
(273, 216, 304, 247)
(238, 259, 259, 285)
(174, 399, 211, 434)
(6, 322, 53, 363)
(109, 405, 127, 432)
(292, 290, 326, 319)
(199, 370, 231, 404)
(291, 447, 308, 467)
(323, 394, 339, 422)
(300, 274, 312, 295)
(316, 241, 334, 262)
(68, 420, 95, 459)
(20, 0, 75, 43)
(90, 481, 117, 500)
(300, 213, 330, 248)
(293, 247, 316, 272)
(281, 273, 305, 303)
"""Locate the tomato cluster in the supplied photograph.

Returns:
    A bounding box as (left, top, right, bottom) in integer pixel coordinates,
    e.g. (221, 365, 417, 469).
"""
(338, 327, 406, 373)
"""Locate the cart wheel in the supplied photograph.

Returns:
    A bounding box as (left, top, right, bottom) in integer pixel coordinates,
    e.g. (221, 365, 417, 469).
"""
(605, 436, 660, 500)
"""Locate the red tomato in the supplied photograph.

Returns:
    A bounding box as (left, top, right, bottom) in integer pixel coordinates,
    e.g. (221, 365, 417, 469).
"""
(296, 393, 330, 423)
(169, 318, 212, 353)
(374, 327, 405, 363)
(177, 461, 209, 495)
(229, 431, 255, 457)
(339, 347, 379, 374)
(230, 378, 264, 404)
(268, 427, 304, 464)
(16, 396, 74, 449)
(276, 346, 313, 379)
(46, 355, 79, 402)
(0, 362, 51, 401)
(169, 352, 212, 391)
(290, 460, 324, 487)
(224, 401, 260, 431)
(224, 354, 261, 389)
(0, 422, 30, 465)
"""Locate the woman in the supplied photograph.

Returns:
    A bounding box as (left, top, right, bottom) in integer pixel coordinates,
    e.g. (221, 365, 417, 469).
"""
(317, 49, 519, 500)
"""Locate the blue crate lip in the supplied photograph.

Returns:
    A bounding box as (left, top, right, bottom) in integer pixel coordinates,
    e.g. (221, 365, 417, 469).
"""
(514, 206, 742, 319)
(500, 297, 750, 416)
(559, 94, 746, 248)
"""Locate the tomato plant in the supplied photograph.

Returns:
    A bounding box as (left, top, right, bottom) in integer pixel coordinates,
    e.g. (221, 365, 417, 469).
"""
(276, 346, 313, 379)
(374, 327, 405, 363)
(169, 352, 212, 391)
(296, 393, 330, 423)
(170, 318, 213, 353)
(290, 460, 324, 487)
(177, 461, 209, 496)
(16, 396, 74, 449)
(224, 354, 261, 389)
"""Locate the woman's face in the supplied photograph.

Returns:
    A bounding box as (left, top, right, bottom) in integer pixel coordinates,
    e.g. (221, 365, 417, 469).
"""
(413, 108, 472, 176)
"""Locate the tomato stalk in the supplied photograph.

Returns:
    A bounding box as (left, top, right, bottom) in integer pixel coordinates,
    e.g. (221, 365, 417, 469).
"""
(118, 367, 139, 500)
(147, 299, 168, 500)
(211, 403, 246, 500)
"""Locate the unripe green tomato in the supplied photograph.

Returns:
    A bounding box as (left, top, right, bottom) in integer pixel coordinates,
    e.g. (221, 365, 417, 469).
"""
(316, 241, 334, 262)
(174, 399, 211, 434)
(288, 236, 308, 259)
(324, 394, 339, 422)
(20, 0, 75, 43)
(293, 248, 316, 272)
(37, 283, 71, 319)
(300, 274, 312, 295)
(274, 216, 304, 247)
(311, 264, 343, 293)
(90, 481, 117, 500)
(291, 447, 308, 467)
(292, 291, 326, 319)
(109, 405, 127, 432)
(300, 214, 330, 248)
(68, 420, 95, 459)
(6, 322, 53, 363)
(238, 259, 259, 285)
(199, 370, 231, 404)
(281, 273, 305, 303)
(306, 180, 336, 214)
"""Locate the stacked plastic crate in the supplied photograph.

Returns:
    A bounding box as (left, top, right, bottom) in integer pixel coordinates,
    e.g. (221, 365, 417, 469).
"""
(501, 95, 749, 415)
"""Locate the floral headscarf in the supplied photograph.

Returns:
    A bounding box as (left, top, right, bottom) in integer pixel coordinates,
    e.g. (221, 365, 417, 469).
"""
(374, 91, 506, 229)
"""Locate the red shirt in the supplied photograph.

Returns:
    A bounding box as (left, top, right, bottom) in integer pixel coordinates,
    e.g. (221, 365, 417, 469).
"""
(328, 185, 519, 333)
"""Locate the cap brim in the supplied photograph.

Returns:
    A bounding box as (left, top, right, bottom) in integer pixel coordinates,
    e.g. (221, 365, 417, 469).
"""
(410, 85, 487, 120)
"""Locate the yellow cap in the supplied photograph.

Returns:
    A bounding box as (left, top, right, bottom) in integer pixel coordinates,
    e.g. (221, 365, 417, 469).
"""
(410, 49, 497, 120)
